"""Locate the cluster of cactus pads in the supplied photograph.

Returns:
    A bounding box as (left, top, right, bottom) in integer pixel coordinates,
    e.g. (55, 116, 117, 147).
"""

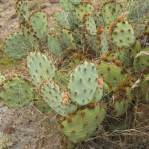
(27, 53, 106, 142)
(0, 0, 149, 146)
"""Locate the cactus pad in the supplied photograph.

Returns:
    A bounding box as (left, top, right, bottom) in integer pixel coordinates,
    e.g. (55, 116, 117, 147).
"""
(41, 81, 77, 116)
(85, 16, 97, 35)
(47, 35, 62, 56)
(4, 32, 31, 60)
(27, 52, 56, 86)
(97, 62, 125, 89)
(54, 11, 72, 29)
(111, 20, 135, 48)
(0, 77, 34, 108)
(101, 1, 123, 25)
(60, 104, 106, 143)
(30, 12, 48, 41)
(74, 3, 93, 23)
(68, 61, 98, 105)
(133, 51, 149, 73)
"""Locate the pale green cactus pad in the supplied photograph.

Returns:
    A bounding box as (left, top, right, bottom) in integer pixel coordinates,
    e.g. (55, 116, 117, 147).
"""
(27, 52, 56, 86)
(60, 104, 106, 143)
(111, 20, 135, 48)
(97, 62, 126, 89)
(85, 16, 97, 36)
(4, 32, 31, 60)
(47, 35, 62, 56)
(133, 51, 149, 73)
(41, 81, 77, 116)
(68, 61, 98, 105)
(30, 12, 48, 41)
(54, 11, 72, 29)
(0, 77, 34, 108)
(101, 1, 123, 25)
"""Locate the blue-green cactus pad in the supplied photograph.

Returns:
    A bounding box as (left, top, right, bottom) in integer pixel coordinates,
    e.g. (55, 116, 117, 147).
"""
(41, 81, 77, 116)
(68, 61, 98, 105)
(4, 32, 31, 60)
(27, 52, 56, 86)
(47, 35, 62, 56)
(30, 12, 48, 41)
(0, 77, 34, 108)
(111, 20, 135, 48)
(85, 16, 97, 35)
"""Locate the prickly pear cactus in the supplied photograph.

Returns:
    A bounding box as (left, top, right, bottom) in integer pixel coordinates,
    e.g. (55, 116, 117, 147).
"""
(47, 35, 62, 56)
(4, 32, 31, 60)
(97, 62, 126, 90)
(68, 61, 98, 105)
(27, 52, 56, 86)
(0, 77, 34, 108)
(16, 0, 29, 23)
(133, 51, 149, 73)
(30, 12, 48, 42)
(101, 1, 123, 25)
(85, 16, 97, 36)
(54, 11, 72, 30)
(41, 81, 77, 116)
(60, 104, 106, 143)
(74, 3, 93, 23)
(111, 19, 135, 48)
(116, 41, 141, 67)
